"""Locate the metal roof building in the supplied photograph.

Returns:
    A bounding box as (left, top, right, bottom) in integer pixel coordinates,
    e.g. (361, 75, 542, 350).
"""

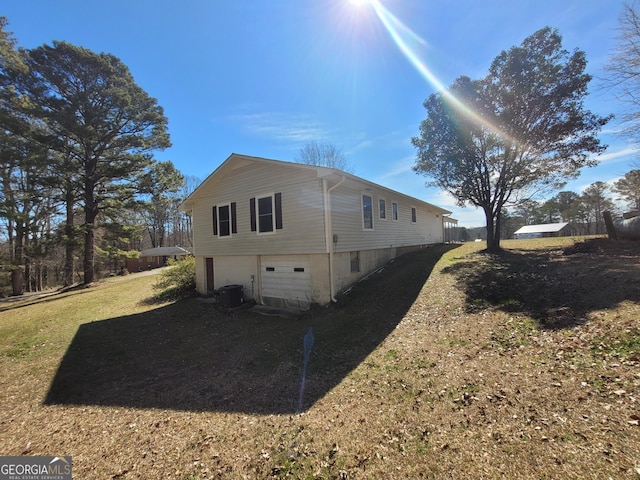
(513, 222, 571, 239)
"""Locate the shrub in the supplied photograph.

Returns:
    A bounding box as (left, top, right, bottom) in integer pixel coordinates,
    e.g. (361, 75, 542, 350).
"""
(0, 269, 11, 297)
(152, 256, 195, 300)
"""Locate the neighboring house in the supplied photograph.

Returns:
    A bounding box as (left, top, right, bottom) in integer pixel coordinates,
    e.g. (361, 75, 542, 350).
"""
(126, 246, 191, 272)
(179, 154, 453, 310)
(513, 222, 572, 239)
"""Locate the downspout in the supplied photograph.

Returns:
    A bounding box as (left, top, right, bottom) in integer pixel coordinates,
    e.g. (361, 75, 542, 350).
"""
(324, 175, 346, 302)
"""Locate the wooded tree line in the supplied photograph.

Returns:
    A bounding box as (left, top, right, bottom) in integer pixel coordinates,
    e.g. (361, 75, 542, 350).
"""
(0, 18, 194, 296)
(452, 170, 640, 242)
(502, 170, 640, 238)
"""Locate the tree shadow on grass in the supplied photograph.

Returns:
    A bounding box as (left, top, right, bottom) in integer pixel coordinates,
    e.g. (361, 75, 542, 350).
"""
(45, 244, 459, 414)
(442, 239, 640, 330)
(0, 289, 89, 313)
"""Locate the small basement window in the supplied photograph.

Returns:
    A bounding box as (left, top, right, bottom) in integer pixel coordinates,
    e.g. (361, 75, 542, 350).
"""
(350, 251, 360, 273)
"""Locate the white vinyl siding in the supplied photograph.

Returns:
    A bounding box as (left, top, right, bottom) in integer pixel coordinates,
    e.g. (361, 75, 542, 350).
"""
(190, 161, 327, 256)
(330, 183, 444, 252)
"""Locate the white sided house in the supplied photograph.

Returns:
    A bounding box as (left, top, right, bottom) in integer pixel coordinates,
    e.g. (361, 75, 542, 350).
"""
(179, 154, 453, 310)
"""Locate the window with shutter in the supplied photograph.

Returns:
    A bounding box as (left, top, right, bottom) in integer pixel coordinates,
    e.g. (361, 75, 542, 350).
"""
(258, 196, 273, 232)
(213, 202, 236, 237)
(250, 193, 282, 234)
(219, 204, 231, 236)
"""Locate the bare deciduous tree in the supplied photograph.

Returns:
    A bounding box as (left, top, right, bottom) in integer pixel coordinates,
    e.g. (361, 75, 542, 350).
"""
(295, 141, 354, 173)
(606, 1, 640, 144)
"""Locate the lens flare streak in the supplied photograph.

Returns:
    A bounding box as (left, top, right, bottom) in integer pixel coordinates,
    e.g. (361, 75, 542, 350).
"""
(369, 0, 517, 145)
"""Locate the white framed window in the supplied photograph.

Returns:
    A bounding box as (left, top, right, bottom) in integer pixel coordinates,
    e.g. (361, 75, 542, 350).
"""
(411, 206, 417, 223)
(212, 202, 236, 237)
(362, 194, 373, 230)
(250, 192, 283, 234)
(257, 196, 274, 233)
(219, 203, 232, 236)
(392, 202, 398, 221)
(379, 198, 386, 220)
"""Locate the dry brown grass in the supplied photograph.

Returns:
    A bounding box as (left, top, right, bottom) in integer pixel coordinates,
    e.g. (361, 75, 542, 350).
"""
(1, 238, 639, 479)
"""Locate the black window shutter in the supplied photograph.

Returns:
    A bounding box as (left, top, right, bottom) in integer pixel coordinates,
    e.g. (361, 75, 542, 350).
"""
(275, 192, 283, 230)
(250, 197, 256, 232)
(231, 202, 237, 234)
(212, 206, 218, 235)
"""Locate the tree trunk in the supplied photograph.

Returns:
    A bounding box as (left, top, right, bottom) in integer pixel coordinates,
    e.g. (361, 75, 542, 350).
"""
(11, 268, 23, 296)
(494, 213, 503, 248)
(148, 226, 157, 248)
(63, 189, 75, 286)
(83, 221, 95, 284)
(158, 224, 165, 247)
(83, 176, 98, 284)
(603, 210, 617, 239)
(11, 224, 24, 296)
(34, 261, 42, 291)
(484, 208, 502, 252)
(24, 256, 32, 292)
(24, 223, 31, 292)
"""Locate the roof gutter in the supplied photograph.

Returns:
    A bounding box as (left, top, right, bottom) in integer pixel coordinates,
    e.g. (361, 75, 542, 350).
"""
(324, 175, 346, 303)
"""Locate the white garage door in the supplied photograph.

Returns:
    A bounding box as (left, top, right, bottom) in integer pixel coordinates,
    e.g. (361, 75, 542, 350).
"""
(260, 255, 312, 310)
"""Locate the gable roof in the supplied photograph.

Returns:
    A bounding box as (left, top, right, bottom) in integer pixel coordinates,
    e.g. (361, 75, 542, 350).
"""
(180, 153, 452, 215)
(513, 223, 570, 235)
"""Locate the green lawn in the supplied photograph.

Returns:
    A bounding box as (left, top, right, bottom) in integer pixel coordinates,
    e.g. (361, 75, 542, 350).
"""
(1, 238, 639, 479)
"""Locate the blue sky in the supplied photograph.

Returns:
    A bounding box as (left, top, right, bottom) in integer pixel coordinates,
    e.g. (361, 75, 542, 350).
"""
(2, 0, 636, 227)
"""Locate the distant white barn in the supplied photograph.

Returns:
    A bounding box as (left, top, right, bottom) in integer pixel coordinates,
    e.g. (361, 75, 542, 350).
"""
(513, 222, 572, 239)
